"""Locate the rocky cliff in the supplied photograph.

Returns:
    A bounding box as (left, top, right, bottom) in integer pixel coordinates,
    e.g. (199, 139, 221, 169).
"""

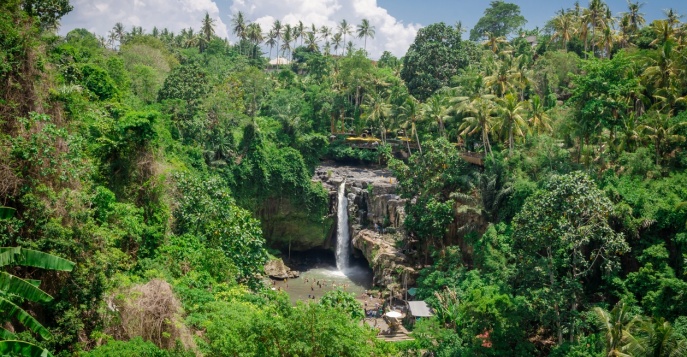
(312, 163, 417, 289)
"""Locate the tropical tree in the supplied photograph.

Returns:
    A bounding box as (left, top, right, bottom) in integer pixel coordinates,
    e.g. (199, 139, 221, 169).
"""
(639, 111, 687, 165)
(338, 19, 352, 50)
(265, 30, 277, 62)
(398, 96, 424, 154)
(362, 91, 391, 142)
(281, 24, 292, 59)
(551, 10, 576, 51)
(246, 23, 263, 58)
(423, 95, 450, 137)
(513, 172, 629, 345)
(593, 301, 641, 357)
(356, 19, 375, 52)
(272, 20, 283, 59)
(296, 20, 305, 47)
(458, 94, 498, 156)
(201, 12, 215, 44)
(231, 11, 248, 54)
(527, 95, 552, 135)
(622, 1, 646, 35)
(1, 246, 75, 356)
(332, 32, 343, 55)
(497, 93, 528, 153)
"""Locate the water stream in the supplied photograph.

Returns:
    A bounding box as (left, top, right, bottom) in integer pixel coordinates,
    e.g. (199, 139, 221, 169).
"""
(335, 181, 350, 271)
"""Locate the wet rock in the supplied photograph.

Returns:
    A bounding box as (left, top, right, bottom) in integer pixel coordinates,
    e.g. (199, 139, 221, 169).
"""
(352, 229, 417, 287)
(264, 258, 300, 280)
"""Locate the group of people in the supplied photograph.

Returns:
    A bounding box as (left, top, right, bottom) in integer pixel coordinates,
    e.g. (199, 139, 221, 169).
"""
(303, 276, 349, 291)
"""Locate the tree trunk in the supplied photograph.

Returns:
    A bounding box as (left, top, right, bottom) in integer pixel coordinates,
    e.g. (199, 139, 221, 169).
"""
(548, 247, 564, 345)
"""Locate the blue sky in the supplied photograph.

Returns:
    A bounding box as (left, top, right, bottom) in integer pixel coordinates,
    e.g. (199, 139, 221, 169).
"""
(61, 0, 687, 59)
(376, 0, 686, 31)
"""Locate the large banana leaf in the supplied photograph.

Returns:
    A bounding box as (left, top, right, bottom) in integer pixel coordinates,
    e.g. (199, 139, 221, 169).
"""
(0, 247, 75, 271)
(0, 340, 53, 357)
(0, 272, 52, 303)
(0, 207, 15, 220)
(0, 328, 15, 340)
(0, 297, 51, 340)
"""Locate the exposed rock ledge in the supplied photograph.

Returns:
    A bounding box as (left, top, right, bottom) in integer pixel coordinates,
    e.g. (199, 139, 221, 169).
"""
(264, 258, 300, 280)
(352, 229, 417, 288)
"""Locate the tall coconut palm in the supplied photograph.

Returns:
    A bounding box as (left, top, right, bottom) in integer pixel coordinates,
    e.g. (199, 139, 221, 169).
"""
(458, 95, 498, 156)
(296, 21, 305, 47)
(338, 19, 352, 49)
(583, 0, 610, 56)
(266, 30, 277, 62)
(398, 97, 423, 154)
(622, 1, 645, 34)
(362, 91, 392, 142)
(497, 93, 529, 153)
(332, 32, 343, 55)
(551, 10, 576, 51)
(112, 22, 125, 48)
(231, 11, 248, 55)
(305, 32, 319, 52)
(201, 12, 216, 44)
(423, 95, 450, 137)
(320, 25, 332, 43)
(281, 24, 293, 59)
(272, 20, 283, 59)
(356, 19, 375, 52)
(664, 8, 683, 28)
(246, 23, 263, 58)
(528, 95, 552, 134)
(639, 111, 687, 165)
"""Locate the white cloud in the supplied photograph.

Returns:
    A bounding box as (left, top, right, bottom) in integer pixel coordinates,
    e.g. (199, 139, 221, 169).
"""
(60, 0, 230, 40)
(230, 0, 420, 59)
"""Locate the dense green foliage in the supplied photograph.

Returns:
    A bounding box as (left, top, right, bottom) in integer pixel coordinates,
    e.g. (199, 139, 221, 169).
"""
(1, 1, 687, 356)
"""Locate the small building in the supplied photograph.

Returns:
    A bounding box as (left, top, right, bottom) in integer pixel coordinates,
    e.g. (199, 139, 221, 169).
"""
(269, 57, 291, 66)
(405, 300, 433, 325)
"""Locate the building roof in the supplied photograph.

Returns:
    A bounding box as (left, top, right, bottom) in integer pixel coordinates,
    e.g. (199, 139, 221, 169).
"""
(269, 57, 291, 65)
(408, 301, 433, 317)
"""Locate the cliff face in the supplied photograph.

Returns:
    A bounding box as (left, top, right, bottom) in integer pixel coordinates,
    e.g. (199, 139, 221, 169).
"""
(312, 163, 417, 289)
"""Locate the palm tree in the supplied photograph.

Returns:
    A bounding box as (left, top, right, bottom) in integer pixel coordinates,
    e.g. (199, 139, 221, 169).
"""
(622, 1, 645, 34)
(272, 20, 283, 60)
(639, 111, 687, 165)
(497, 93, 528, 153)
(422, 95, 450, 137)
(332, 32, 343, 55)
(356, 19, 375, 52)
(346, 41, 354, 55)
(296, 21, 305, 47)
(266, 30, 277, 62)
(593, 301, 642, 356)
(305, 32, 319, 52)
(484, 31, 508, 54)
(583, 0, 610, 56)
(338, 19, 352, 50)
(246, 23, 263, 58)
(201, 12, 216, 44)
(458, 95, 498, 156)
(664, 8, 683, 28)
(0, 246, 75, 356)
(528, 95, 552, 135)
(320, 25, 332, 44)
(551, 10, 576, 51)
(281, 24, 293, 59)
(112, 22, 125, 48)
(231, 11, 248, 55)
(362, 91, 392, 143)
(398, 97, 423, 154)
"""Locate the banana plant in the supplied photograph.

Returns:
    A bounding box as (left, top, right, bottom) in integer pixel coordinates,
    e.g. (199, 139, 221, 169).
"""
(1, 233, 75, 357)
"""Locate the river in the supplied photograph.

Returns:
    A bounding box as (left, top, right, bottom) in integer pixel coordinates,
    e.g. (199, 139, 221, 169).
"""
(269, 249, 373, 304)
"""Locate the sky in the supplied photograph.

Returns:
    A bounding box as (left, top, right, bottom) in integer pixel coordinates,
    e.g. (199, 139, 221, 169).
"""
(60, 0, 687, 59)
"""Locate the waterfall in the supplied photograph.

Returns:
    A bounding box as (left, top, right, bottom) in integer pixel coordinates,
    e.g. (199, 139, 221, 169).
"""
(336, 181, 350, 271)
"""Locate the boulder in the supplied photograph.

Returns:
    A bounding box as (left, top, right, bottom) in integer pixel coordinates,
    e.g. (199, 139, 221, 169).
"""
(264, 258, 300, 280)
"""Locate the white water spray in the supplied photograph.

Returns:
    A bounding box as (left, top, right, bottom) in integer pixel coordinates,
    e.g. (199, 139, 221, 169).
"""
(335, 181, 350, 271)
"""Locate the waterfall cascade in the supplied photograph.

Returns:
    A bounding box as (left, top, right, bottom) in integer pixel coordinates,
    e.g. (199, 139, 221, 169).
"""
(335, 181, 350, 271)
